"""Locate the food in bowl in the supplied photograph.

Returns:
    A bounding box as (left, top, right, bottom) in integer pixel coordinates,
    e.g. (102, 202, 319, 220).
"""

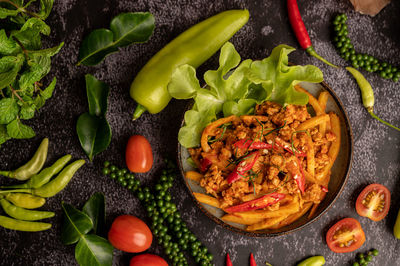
(185, 86, 341, 231)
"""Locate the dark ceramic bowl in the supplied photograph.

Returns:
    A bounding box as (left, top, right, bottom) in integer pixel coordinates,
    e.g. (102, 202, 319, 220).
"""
(177, 81, 353, 237)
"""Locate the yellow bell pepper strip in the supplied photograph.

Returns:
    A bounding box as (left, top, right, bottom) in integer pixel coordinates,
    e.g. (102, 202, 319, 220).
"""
(130, 9, 249, 120)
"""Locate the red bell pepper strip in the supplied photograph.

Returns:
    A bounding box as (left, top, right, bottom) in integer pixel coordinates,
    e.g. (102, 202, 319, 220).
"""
(226, 253, 233, 266)
(250, 253, 257, 266)
(274, 137, 306, 157)
(294, 157, 306, 193)
(200, 158, 212, 172)
(224, 193, 286, 213)
(227, 151, 260, 184)
(234, 139, 273, 150)
(287, 0, 338, 68)
(321, 185, 329, 193)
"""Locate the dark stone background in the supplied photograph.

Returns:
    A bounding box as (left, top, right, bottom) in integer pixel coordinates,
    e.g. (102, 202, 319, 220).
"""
(1, 0, 400, 265)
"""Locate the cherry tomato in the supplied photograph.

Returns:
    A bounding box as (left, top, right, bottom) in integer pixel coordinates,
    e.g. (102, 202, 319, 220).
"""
(126, 135, 153, 173)
(356, 183, 390, 222)
(108, 215, 153, 253)
(326, 217, 366, 253)
(130, 254, 168, 266)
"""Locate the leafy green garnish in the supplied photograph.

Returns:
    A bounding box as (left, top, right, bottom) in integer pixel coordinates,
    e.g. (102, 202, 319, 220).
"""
(76, 75, 112, 161)
(0, 0, 62, 148)
(168, 42, 323, 148)
(77, 12, 155, 66)
(61, 193, 113, 266)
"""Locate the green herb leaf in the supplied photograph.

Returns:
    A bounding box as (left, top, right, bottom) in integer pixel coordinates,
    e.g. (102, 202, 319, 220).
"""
(38, 0, 54, 20)
(19, 54, 51, 90)
(76, 113, 111, 161)
(61, 203, 93, 245)
(85, 74, 109, 116)
(0, 30, 20, 55)
(75, 234, 113, 266)
(27, 41, 64, 57)
(6, 119, 35, 139)
(0, 7, 19, 19)
(0, 98, 19, 124)
(33, 77, 56, 109)
(11, 18, 50, 50)
(0, 54, 25, 89)
(19, 102, 36, 120)
(0, 124, 10, 145)
(82, 193, 105, 236)
(77, 12, 154, 66)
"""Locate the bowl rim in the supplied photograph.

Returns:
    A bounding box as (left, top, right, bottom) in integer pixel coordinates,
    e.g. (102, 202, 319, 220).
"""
(176, 80, 354, 237)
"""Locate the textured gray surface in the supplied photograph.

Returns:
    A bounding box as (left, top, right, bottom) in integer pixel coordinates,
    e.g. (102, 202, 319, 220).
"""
(0, 0, 400, 265)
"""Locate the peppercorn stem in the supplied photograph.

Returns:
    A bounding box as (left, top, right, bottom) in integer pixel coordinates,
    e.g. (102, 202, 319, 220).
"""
(368, 111, 400, 132)
(306, 46, 339, 68)
(132, 103, 147, 120)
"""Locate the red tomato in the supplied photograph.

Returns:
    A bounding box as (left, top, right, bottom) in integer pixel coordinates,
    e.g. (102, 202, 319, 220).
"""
(126, 135, 153, 173)
(130, 254, 168, 266)
(326, 217, 366, 253)
(356, 183, 390, 222)
(108, 215, 153, 253)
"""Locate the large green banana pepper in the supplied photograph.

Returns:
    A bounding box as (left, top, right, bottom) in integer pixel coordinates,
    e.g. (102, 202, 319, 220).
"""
(130, 9, 249, 120)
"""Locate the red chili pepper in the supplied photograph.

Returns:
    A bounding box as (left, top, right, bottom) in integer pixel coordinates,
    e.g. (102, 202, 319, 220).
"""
(234, 139, 273, 150)
(274, 137, 306, 157)
(226, 253, 233, 266)
(250, 253, 257, 266)
(224, 193, 286, 213)
(227, 151, 260, 184)
(287, 0, 338, 68)
(200, 157, 212, 172)
(321, 185, 329, 193)
(294, 157, 306, 193)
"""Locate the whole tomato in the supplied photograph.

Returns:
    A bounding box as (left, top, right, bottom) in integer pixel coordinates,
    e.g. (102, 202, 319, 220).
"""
(130, 254, 168, 266)
(126, 135, 153, 173)
(108, 215, 153, 253)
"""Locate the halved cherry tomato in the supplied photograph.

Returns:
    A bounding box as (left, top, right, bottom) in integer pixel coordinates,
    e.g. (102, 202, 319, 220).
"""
(130, 254, 168, 266)
(326, 217, 366, 253)
(108, 215, 153, 253)
(126, 135, 153, 173)
(356, 183, 390, 222)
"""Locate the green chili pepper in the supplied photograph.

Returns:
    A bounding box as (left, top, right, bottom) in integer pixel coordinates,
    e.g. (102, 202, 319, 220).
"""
(0, 198, 54, 221)
(5, 193, 46, 209)
(346, 67, 400, 132)
(2, 155, 72, 189)
(0, 138, 49, 180)
(130, 9, 249, 120)
(394, 208, 400, 239)
(297, 256, 325, 266)
(33, 159, 85, 198)
(0, 215, 51, 232)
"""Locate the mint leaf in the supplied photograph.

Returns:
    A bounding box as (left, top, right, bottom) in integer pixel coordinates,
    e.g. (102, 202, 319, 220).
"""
(27, 42, 64, 57)
(20, 102, 36, 120)
(11, 18, 50, 50)
(0, 124, 10, 145)
(33, 77, 57, 109)
(19, 54, 51, 90)
(0, 30, 20, 55)
(0, 54, 25, 89)
(0, 98, 19, 124)
(6, 119, 35, 139)
(38, 0, 54, 20)
(0, 7, 19, 19)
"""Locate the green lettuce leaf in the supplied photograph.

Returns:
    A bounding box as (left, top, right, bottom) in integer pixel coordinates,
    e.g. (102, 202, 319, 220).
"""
(168, 42, 323, 148)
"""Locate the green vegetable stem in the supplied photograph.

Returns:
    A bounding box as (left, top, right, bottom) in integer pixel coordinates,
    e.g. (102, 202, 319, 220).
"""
(297, 256, 325, 266)
(3, 154, 72, 189)
(0, 215, 51, 232)
(0, 198, 54, 221)
(33, 159, 85, 198)
(77, 12, 155, 66)
(346, 67, 400, 132)
(76, 75, 111, 161)
(130, 9, 250, 120)
(0, 138, 48, 180)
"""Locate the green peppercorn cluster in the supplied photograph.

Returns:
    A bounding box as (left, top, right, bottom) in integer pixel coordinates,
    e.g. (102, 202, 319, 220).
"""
(333, 14, 400, 82)
(352, 249, 379, 266)
(102, 160, 213, 266)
